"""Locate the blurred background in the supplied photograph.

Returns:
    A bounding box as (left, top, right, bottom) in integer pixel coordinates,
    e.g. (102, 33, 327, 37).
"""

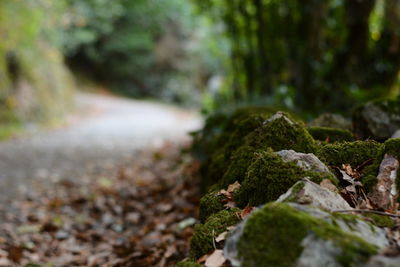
(1, 0, 400, 136)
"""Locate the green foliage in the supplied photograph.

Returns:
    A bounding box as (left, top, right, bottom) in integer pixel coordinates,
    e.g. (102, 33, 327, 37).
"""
(190, 209, 240, 259)
(194, 0, 400, 114)
(0, 0, 74, 126)
(237, 203, 377, 267)
(307, 127, 355, 143)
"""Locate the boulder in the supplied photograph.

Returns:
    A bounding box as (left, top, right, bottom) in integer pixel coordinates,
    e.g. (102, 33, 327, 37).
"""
(277, 178, 352, 211)
(224, 203, 389, 267)
(353, 99, 400, 141)
(308, 113, 352, 130)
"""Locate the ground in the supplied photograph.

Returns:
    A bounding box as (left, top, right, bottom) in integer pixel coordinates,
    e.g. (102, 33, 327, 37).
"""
(0, 92, 202, 266)
(0, 92, 202, 203)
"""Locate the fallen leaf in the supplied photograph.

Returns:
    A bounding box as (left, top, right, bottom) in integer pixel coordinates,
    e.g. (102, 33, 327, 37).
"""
(205, 249, 226, 267)
(227, 181, 241, 193)
(240, 205, 255, 219)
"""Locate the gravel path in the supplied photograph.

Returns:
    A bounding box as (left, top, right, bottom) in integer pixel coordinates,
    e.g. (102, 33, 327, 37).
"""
(0, 92, 202, 202)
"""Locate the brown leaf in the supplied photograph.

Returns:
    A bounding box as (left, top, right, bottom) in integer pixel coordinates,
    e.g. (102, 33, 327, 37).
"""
(240, 205, 255, 219)
(227, 181, 241, 193)
(205, 249, 226, 267)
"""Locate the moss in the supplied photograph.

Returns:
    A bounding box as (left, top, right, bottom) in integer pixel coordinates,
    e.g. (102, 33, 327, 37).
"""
(0, 108, 22, 140)
(175, 260, 203, 267)
(307, 127, 355, 143)
(190, 209, 241, 259)
(245, 112, 316, 153)
(219, 146, 259, 188)
(236, 203, 377, 267)
(316, 141, 383, 168)
(235, 149, 336, 207)
(198, 189, 226, 223)
(200, 149, 228, 192)
(362, 213, 395, 228)
(223, 114, 269, 157)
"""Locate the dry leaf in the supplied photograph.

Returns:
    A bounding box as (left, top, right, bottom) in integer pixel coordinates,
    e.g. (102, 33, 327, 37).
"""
(205, 249, 226, 267)
(227, 181, 241, 193)
(240, 205, 255, 219)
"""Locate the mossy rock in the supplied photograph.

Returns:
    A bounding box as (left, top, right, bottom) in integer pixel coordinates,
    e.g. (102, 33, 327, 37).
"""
(362, 213, 395, 228)
(245, 112, 316, 154)
(316, 140, 383, 168)
(200, 148, 228, 192)
(232, 203, 377, 267)
(235, 149, 336, 207)
(223, 114, 269, 157)
(190, 209, 241, 259)
(175, 260, 203, 267)
(352, 98, 400, 141)
(198, 189, 226, 223)
(307, 126, 355, 143)
(219, 146, 259, 188)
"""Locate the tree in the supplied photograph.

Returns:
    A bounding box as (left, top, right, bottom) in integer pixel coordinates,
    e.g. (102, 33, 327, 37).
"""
(194, 0, 400, 114)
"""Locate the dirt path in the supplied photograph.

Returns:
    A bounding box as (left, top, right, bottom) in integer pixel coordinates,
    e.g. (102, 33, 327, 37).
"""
(0, 92, 202, 202)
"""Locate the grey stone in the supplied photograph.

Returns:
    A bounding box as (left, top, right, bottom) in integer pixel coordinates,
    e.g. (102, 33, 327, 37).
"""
(276, 149, 332, 174)
(353, 99, 400, 140)
(276, 178, 352, 211)
(391, 129, 400, 139)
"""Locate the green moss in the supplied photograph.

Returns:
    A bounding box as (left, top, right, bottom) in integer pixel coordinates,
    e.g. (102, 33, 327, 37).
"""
(190, 209, 241, 259)
(223, 114, 269, 157)
(316, 141, 383, 168)
(246, 112, 316, 153)
(200, 149, 228, 192)
(198, 189, 225, 222)
(235, 149, 336, 207)
(175, 260, 203, 267)
(307, 127, 355, 143)
(237, 203, 377, 267)
(219, 146, 259, 188)
(362, 213, 395, 228)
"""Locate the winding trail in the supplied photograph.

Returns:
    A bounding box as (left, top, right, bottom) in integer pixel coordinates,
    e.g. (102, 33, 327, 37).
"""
(0, 92, 202, 201)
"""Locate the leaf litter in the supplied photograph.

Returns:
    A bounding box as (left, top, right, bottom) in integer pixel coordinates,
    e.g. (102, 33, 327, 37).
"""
(0, 142, 200, 266)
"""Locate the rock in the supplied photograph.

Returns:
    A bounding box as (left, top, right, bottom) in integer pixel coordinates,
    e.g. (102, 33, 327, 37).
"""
(308, 113, 352, 130)
(276, 150, 332, 174)
(391, 129, 400, 139)
(368, 154, 399, 210)
(224, 203, 389, 267)
(234, 149, 337, 207)
(307, 127, 355, 142)
(277, 178, 352, 211)
(366, 255, 400, 267)
(353, 99, 400, 140)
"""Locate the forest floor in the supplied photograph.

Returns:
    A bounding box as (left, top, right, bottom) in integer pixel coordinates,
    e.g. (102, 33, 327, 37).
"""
(0, 92, 202, 266)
